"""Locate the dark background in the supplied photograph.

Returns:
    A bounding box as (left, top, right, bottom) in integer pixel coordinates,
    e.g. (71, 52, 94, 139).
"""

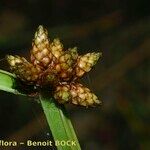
(0, 0, 149, 150)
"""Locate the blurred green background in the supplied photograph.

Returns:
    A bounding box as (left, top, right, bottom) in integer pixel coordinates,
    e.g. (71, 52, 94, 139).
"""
(0, 0, 149, 150)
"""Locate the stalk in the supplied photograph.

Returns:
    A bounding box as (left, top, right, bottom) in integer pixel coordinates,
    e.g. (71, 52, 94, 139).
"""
(40, 92, 81, 150)
(0, 70, 81, 150)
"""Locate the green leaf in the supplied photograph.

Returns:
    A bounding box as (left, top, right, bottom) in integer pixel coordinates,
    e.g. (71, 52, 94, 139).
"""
(0, 69, 26, 96)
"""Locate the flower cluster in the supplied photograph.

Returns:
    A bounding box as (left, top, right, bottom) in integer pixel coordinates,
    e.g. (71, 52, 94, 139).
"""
(7, 26, 102, 107)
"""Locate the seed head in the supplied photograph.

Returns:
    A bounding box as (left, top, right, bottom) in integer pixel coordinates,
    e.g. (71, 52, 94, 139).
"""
(6, 25, 102, 107)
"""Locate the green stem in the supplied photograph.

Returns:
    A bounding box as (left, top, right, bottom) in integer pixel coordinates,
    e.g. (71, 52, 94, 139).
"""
(0, 70, 81, 150)
(40, 91, 81, 150)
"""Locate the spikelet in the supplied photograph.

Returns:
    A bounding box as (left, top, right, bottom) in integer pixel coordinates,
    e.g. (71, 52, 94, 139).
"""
(50, 38, 64, 59)
(70, 83, 101, 106)
(54, 82, 71, 104)
(68, 47, 78, 60)
(40, 47, 78, 84)
(30, 25, 52, 68)
(6, 25, 102, 107)
(75, 52, 101, 78)
(6, 55, 41, 84)
(54, 82, 101, 107)
(52, 47, 78, 81)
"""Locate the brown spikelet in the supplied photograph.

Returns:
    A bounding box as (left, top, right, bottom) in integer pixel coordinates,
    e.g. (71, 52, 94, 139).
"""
(30, 25, 52, 68)
(70, 83, 101, 106)
(39, 47, 78, 84)
(6, 55, 42, 84)
(52, 47, 78, 81)
(54, 82, 101, 107)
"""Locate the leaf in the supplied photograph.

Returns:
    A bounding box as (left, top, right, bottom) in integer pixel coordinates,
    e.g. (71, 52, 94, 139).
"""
(0, 69, 26, 95)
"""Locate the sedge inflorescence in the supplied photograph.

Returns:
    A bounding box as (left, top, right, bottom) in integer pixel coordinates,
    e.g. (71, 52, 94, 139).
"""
(6, 25, 102, 107)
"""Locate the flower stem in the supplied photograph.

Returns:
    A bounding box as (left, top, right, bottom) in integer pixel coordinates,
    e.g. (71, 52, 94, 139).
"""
(40, 91, 81, 150)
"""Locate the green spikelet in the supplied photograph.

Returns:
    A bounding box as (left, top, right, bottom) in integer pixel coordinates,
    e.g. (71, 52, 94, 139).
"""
(75, 52, 102, 78)
(54, 82, 71, 104)
(50, 38, 64, 59)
